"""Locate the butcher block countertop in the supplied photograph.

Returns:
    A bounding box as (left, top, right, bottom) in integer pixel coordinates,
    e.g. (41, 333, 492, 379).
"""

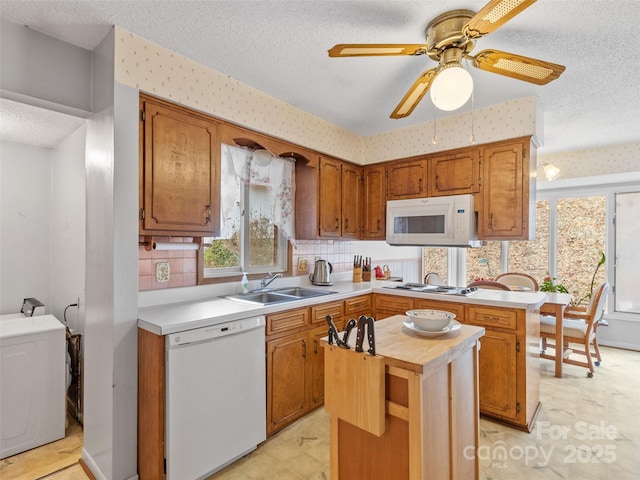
(371, 315, 485, 374)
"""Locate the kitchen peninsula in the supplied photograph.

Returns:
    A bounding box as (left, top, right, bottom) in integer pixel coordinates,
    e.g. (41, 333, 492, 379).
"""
(323, 316, 484, 480)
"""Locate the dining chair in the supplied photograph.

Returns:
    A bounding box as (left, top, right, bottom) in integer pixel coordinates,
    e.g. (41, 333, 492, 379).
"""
(540, 281, 609, 378)
(424, 272, 445, 286)
(466, 280, 512, 291)
(495, 272, 539, 291)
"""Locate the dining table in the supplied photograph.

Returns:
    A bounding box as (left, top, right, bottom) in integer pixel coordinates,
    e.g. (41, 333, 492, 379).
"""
(539, 292, 574, 378)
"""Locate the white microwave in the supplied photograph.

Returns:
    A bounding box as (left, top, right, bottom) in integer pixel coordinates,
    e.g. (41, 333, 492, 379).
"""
(386, 194, 481, 247)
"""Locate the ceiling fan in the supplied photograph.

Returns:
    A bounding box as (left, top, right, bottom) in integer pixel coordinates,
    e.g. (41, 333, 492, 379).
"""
(328, 0, 565, 117)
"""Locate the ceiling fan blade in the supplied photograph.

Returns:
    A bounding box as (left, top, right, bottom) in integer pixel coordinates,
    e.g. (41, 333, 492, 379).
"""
(473, 49, 565, 85)
(463, 0, 537, 39)
(328, 44, 428, 57)
(390, 68, 438, 119)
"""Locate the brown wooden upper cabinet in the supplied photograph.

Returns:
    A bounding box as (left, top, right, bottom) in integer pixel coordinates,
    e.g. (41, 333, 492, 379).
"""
(362, 164, 387, 240)
(295, 156, 362, 239)
(139, 95, 220, 236)
(477, 137, 536, 240)
(386, 158, 428, 200)
(427, 149, 480, 197)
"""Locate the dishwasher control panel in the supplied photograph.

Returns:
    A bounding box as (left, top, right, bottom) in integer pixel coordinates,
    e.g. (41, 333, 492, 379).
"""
(167, 316, 265, 347)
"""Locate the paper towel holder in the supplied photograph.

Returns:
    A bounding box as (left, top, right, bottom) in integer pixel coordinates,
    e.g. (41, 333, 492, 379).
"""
(140, 236, 201, 252)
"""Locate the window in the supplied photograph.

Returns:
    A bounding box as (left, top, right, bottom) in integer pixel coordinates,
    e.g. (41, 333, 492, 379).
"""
(556, 195, 606, 304)
(507, 199, 549, 282)
(615, 192, 640, 313)
(466, 241, 501, 283)
(202, 144, 293, 278)
(423, 247, 449, 283)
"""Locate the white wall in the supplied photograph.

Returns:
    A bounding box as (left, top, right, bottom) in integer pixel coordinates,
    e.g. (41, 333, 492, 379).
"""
(0, 141, 52, 313)
(82, 26, 139, 479)
(51, 124, 86, 331)
(0, 17, 91, 117)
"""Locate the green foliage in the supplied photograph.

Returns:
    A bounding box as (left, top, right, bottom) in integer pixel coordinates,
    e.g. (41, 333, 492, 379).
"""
(204, 213, 277, 268)
(540, 251, 606, 306)
(204, 236, 239, 268)
(539, 276, 569, 294)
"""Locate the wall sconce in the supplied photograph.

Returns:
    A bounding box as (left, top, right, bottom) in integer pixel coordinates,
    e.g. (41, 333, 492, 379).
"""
(538, 162, 560, 181)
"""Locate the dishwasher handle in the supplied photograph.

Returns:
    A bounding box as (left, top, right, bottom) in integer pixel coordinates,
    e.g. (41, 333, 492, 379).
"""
(167, 316, 265, 347)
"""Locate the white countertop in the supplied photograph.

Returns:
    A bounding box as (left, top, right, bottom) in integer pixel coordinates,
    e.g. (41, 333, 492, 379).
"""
(138, 279, 547, 336)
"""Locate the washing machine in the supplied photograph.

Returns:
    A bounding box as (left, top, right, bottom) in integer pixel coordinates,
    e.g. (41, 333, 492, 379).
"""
(0, 313, 66, 459)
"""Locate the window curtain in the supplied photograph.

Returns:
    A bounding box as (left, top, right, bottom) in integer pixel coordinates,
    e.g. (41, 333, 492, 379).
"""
(220, 143, 295, 243)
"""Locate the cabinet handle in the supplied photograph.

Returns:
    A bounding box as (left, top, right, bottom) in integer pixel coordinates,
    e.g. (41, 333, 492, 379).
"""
(377, 219, 380, 230)
(302, 340, 307, 358)
(314, 339, 318, 354)
(345, 218, 349, 229)
(489, 212, 493, 228)
(335, 218, 339, 229)
(205, 205, 211, 224)
(435, 175, 439, 190)
(418, 178, 423, 191)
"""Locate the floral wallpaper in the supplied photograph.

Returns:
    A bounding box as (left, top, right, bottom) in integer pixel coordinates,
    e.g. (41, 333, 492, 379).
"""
(114, 27, 542, 165)
(538, 142, 640, 179)
(114, 28, 361, 162)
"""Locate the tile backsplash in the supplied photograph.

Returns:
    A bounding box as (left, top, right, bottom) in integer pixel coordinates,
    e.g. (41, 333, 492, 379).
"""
(138, 237, 198, 291)
(139, 237, 421, 291)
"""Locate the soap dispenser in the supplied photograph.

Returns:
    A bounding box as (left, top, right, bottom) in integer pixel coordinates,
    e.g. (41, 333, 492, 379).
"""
(241, 272, 249, 293)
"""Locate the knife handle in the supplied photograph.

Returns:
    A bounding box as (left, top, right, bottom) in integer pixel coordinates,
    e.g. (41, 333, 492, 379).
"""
(355, 315, 367, 353)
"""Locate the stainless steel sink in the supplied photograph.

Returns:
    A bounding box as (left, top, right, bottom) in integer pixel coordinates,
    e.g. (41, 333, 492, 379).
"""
(272, 287, 336, 298)
(226, 287, 337, 305)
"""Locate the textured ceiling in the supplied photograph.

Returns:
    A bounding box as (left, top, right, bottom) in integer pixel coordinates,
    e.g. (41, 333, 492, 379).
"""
(1, 0, 639, 154)
(0, 98, 85, 148)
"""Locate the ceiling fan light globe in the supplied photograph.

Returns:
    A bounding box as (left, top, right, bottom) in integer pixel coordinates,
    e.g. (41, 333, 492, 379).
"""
(430, 65, 473, 111)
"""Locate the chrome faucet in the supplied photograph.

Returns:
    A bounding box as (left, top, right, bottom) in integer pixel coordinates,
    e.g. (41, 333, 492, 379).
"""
(260, 272, 283, 290)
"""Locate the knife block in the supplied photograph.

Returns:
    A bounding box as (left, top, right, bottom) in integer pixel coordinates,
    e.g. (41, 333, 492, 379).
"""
(352, 267, 362, 283)
(362, 270, 371, 282)
(324, 345, 385, 436)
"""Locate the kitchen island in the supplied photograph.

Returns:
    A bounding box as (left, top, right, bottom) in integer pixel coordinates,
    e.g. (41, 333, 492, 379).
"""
(323, 315, 484, 480)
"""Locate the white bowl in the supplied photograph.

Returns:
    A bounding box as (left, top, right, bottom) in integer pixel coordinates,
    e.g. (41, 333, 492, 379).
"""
(406, 309, 456, 332)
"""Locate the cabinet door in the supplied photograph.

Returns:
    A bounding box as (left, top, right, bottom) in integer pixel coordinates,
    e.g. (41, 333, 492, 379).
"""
(266, 332, 308, 435)
(341, 163, 363, 238)
(344, 294, 373, 319)
(373, 294, 415, 321)
(308, 321, 342, 410)
(362, 165, 387, 240)
(478, 139, 533, 240)
(476, 329, 518, 421)
(428, 150, 480, 196)
(386, 159, 428, 200)
(140, 98, 220, 235)
(311, 301, 344, 326)
(414, 299, 465, 321)
(318, 157, 342, 237)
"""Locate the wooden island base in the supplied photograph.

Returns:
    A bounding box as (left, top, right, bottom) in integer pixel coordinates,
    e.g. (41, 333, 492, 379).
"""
(324, 315, 485, 480)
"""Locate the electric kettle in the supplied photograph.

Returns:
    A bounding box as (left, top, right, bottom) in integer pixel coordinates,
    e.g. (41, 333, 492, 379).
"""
(309, 259, 333, 286)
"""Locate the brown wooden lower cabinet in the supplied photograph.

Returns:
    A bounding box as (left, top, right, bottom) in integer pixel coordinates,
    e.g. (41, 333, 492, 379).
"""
(266, 331, 308, 433)
(373, 293, 414, 320)
(265, 302, 344, 435)
(463, 304, 540, 431)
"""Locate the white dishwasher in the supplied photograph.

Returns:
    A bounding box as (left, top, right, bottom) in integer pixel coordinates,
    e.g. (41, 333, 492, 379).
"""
(165, 315, 266, 480)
